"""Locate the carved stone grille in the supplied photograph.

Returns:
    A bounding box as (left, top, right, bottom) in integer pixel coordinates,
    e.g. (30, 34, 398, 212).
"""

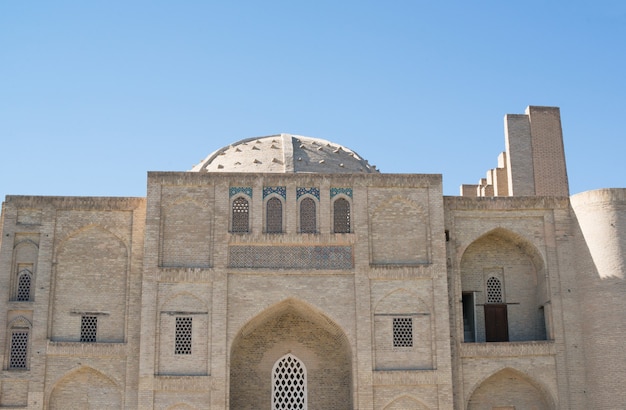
(266, 197, 283, 233)
(333, 198, 350, 233)
(9, 331, 28, 369)
(229, 246, 353, 269)
(272, 354, 306, 410)
(486, 277, 503, 303)
(393, 317, 413, 347)
(80, 316, 97, 343)
(175, 317, 192, 355)
(232, 197, 250, 233)
(16, 271, 31, 301)
(299, 198, 316, 233)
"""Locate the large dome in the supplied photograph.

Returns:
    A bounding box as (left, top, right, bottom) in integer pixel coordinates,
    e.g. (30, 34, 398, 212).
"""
(190, 134, 379, 174)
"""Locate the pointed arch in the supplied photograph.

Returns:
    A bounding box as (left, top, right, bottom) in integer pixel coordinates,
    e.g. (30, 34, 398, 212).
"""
(460, 228, 549, 342)
(466, 367, 555, 410)
(158, 291, 209, 376)
(231, 195, 251, 233)
(230, 298, 352, 410)
(299, 196, 317, 233)
(373, 289, 434, 370)
(52, 225, 128, 342)
(272, 353, 307, 409)
(333, 196, 351, 233)
(384, 394, 430, 410)
(265, 196, 283, 233)
(48, 366, 122, 410)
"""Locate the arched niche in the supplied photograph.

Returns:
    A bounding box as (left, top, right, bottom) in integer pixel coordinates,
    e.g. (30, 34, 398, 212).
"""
(52, 225, 128, 342)
(460, 228, 549, 342)
(229, 299, 352, 410)
(48, 366, 121, 409)
(466, 367, 554, 410)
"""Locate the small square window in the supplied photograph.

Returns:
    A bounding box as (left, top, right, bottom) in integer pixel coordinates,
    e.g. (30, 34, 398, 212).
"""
(393, 317, 413, 347)
(175, 317, 192, 355)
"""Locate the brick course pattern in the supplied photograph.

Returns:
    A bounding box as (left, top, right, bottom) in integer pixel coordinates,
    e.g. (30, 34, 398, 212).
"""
(0, 109, 624, 409)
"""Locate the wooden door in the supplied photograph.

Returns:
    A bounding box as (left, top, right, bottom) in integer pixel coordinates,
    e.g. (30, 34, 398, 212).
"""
(484, 304, 508, 342)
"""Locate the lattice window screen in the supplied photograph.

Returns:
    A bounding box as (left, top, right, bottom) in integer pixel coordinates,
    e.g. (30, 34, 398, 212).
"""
(333, 198, 350, 233)
(80, 316, 97, 343)
(175, 317, 193, 355)
(232, 197, 250, 233)
(266, 197, 283, 233)
(393, 317, 413, 347)
(9, 331, 29, 369)
(16, 271, 32, 301)
(272, 354, 307, 410)
(486, 277, 503, 304)
(300, 198, 316, 233)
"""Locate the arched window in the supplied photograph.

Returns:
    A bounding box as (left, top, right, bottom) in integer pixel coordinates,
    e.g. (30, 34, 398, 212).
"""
(8, 317, 31, 370)
(272, 354, 307, 410)
(15, 269, 32, 302)
(299, 198, 316, 233)
(232, 197, 250, 233)
(266, 197, 283, 233)
(486, 277, 503, 304)
(333, 198, 351, 233)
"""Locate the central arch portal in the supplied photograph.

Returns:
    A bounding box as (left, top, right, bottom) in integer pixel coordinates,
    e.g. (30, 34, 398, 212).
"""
(229, 299, 352, 410)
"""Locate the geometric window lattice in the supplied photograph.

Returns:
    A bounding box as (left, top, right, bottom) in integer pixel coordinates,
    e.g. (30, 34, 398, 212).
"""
(333, 198, 351, 233)
(16, 270, 32, 301)
(393, 317, 413, 347)
(175, 317, 192, 355)
(9, 331, 29, 369)
(299, 198, 317, 233)
(266, 197, 283, 233)
(232, 197, 250, 233)
(486, 276, 503, 304)
(229, 245, 353, 270)
(80, 315, 97, 343)
(272, 354, 307, 410)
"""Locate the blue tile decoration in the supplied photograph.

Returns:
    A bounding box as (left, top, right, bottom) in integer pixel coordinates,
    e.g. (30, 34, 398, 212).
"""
(330, 187, 352, 199)
(296, 187, 320, 200)
(263, 186, 286, 199)
(229, 246, 353, 270)
(230, 187, 253, 198)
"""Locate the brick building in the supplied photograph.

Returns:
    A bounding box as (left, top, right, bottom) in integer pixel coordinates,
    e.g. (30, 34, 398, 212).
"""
(1, 106, 624, 409)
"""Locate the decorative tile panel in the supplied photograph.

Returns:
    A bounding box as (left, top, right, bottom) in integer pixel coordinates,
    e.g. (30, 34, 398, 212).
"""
(330, 187, 352, 198)
(229, 246, 353, 269)
(296, 187, 320, 200)
(229, 187, 252, 198)
(263, 186, 286, 199)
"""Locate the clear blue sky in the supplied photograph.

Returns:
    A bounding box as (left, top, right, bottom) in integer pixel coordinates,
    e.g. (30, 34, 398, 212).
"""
(1, 1, 624, 200)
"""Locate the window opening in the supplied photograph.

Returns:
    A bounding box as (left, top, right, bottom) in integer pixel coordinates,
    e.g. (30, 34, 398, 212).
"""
(16, 270, 32, 301)
(272, 354, 307, 410)
(80, 315, 97, 343)
(300, 198, 316, 233)
(393, 317, 413, 347)
(462, 292, 476, 342)
(333, 198, 350, 233)
(232, 197, 250, 233)
(266, 197, 283, 233)
(175, 317, 193, 355)
(486, 277, 503, 303)
(9, 331, 29, 369)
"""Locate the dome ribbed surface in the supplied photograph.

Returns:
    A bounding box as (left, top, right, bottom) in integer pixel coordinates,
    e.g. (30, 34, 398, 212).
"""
(190, 134, 379, 174)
